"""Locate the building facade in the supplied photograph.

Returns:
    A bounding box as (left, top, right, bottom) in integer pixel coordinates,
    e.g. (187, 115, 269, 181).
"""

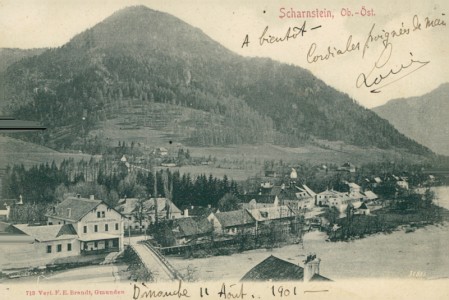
(45, 195, 125, 255)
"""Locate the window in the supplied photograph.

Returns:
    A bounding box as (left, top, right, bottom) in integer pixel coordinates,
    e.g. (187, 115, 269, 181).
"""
(94, 225, 98, 232)
(101, 211, 105, 218)
(94, 241, 98, 248)
(115, 223, 119, 230)
(97, 211, 101, 218)
(67, 243, 72, 251)
(83, 226, 87, 233)
(105, 224, 108, 231)
(47, 245, 52, 253)
(57, 244, 62, 252)
(48, 222, 53, 225)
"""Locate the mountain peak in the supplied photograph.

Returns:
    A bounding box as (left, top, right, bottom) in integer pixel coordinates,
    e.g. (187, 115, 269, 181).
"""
(66, 5, 232, 59)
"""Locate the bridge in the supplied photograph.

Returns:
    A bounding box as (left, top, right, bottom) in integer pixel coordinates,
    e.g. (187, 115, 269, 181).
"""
(127, 237, 183, 282)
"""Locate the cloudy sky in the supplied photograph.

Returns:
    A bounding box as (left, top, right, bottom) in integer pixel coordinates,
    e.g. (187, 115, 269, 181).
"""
(0, 0, 447, 108)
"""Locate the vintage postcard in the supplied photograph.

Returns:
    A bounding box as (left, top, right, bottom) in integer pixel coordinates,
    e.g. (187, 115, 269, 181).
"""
(0, 0, 448, 299)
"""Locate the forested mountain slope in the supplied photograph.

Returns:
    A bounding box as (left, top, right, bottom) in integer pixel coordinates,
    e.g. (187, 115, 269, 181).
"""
(1, 6, 431, 156)
(373, 83, 449, 156)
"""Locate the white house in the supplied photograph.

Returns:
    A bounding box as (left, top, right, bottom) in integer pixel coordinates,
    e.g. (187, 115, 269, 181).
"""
(353, 202, 370, 215)
(11, 223, 80, 260)
(45, 195, 125, 255)
(316, 189, 359, 213)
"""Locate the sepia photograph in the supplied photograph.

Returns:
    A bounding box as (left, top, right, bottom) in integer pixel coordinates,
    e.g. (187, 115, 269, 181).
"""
(0, 0, 448, 299)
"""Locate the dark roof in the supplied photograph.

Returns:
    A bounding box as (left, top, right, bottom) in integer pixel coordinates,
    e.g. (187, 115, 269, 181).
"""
(268, 186, 298, 200)
(358, 202, 369, 210)
(45, 197, 103, 222)
(241, 255, 331, 282)
(214, 210, 255, 228)
(310, 273, 332, 281)
(173, 217, 213, 238)
(241, 255, 304, 282)
(238, 194, 277, 204)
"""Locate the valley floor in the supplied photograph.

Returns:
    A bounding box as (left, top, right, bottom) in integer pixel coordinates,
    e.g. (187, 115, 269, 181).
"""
(167, 223, 449, 281)
(166, 186, 449, 281)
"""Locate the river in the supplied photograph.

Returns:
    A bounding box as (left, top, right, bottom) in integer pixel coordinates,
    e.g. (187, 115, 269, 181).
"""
(168, 186, 449, 281)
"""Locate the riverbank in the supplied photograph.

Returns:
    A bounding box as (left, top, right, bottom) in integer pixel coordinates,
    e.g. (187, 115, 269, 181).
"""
(167, 186, 449, 281)
(167, 223, 449, 281)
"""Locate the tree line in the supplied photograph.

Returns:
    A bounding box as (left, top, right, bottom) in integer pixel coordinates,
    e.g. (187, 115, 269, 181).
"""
(2, 158, 239, 212)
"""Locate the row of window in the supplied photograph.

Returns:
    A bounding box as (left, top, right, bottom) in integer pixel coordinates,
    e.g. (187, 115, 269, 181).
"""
(83, 223, 119, 233)
(125, 223, 154, 230)
(47, 243, 71, 253)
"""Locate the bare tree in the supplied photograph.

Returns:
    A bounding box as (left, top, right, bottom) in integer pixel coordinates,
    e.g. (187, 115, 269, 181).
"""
(132, 185, 148, 234)
(162, 169, 173, 219)
(153, 171, 158, 225)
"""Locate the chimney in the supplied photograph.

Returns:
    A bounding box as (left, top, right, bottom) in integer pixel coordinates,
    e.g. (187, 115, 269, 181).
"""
(184, 208, 189, 217)
(67, 208, 71, 218)
(52, 206, 56, 213)
(89, 195, 95, 200)
(76, 194, 81, 199)
(17, 194, 23, 205)
(207, 204, 211, 209)
(303, 254, 321, 282)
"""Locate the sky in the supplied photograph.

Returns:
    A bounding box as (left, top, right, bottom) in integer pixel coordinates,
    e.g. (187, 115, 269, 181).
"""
(0, 0, 448, 108)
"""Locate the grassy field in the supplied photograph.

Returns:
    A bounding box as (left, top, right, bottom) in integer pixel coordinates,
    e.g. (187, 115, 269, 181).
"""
(0, 135, 99, 170)
(1, 125, 431, 181)
(188, 143, 429, 166)
(89, 118, 178, 147)
(88, 102, 431, 167)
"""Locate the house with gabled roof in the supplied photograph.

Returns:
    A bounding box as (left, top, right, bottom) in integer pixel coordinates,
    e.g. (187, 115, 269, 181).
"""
(246, 205, 296, 223)
(10, 223, 80, 259)
(353, 202, 370, 215)
(45, 195, 125, 255)
(282, 184, 316, 212)
(240, 254, 331, 282)
(238, 194, 279, 210)
(207, 209, 255, 236)
(169, 217, 213, 246)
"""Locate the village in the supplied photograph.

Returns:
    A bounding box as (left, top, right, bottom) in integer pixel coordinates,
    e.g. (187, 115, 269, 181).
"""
(1, 148, 444, 282)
